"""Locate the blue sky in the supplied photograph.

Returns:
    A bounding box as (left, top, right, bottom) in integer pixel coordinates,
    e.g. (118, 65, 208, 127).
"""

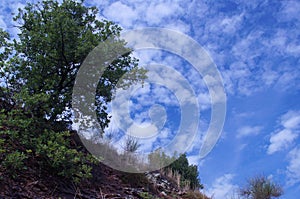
(1, 0, 300, 198)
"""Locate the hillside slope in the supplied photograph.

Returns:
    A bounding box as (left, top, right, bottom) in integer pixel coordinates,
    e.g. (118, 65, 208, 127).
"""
(0, 144, 209, 199)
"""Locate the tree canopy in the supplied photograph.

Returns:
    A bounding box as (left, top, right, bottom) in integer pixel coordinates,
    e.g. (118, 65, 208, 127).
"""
(7, 0, 145, 131)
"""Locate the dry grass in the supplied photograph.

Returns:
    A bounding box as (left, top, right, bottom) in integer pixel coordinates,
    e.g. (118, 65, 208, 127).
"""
(181, 190, 211, 199)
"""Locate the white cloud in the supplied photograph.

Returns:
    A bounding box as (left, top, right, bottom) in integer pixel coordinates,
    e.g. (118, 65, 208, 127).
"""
(198, 92, 211, 111)
(184, 1, 300, 96)
(267, 110, 300, 154)
(237, 125, 262, 138)
(282, 111, 300, 129)
(262, 70, 279, 86)
(2, 0, 300, 99)
(220, 13, 244, 34)
(275, 70, 300, 91)
(102, 0, 187, 29)
(187, 154, 205, 167)
(145, 2, 183, 25)
(168, 126, 197, 152)
(103, 2, 138, 27)
(127, 122, 158, 138)
(268, 129, 297, 154)
(207, 174, 238, 199)
(279, 1, 300, 21)
(163, 20, 191, 34)
(286, 43, 300, 55)
(133, 49, 211, 111)
(286, 146, 300, 186)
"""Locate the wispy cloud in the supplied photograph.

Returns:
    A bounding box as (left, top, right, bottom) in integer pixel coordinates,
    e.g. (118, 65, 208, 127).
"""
(237, 125, 262, 138)
(102, 0, 187, 31)
(268, 129, 297, 155)
(267, 110, 300, 154)
(286, 146, 300, 186)
(207, 174, 238, 199)
(3, 0, 299, 97)
(189, 0, 300, 96)
(103, 2, 138, 27)
(279, 0, 300, 21)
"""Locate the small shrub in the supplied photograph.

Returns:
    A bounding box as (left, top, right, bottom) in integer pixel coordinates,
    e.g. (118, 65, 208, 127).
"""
(2, 151, 27, 177)
(0, 138, 5, 154)
(124, 136, 141, 153)
(139, 191, 161, 199)
(240, 175, 283, 199)
(35, 130, 96, 183)
(0, 107, 98, 183)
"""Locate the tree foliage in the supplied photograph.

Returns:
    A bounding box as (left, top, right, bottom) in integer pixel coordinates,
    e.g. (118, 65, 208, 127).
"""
(10, 0, 146, 131)
(167, 153, 203, 190)
(148, 150, 203, 190)
(240, 175, 283, 199)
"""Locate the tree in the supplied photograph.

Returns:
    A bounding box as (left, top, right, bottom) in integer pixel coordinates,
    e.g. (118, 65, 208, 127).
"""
(167, 153, 202, 190)
(10, 0, 146, 132)
(147, 151, 203, 190)
(240, 175, 283, 199)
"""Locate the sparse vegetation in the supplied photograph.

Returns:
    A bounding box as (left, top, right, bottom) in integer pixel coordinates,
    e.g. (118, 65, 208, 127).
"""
(124, 135, 141, 153)
(182, 190, 211, 199)
(239, 175, 283, 199)
(148, 150, 203, 191)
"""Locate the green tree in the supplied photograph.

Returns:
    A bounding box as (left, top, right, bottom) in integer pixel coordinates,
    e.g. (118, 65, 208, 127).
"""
(168, 153, 202, 190)
(240, 176, 283, 199)
(11, 0, 146, 131)
(148, 151, 203, 190)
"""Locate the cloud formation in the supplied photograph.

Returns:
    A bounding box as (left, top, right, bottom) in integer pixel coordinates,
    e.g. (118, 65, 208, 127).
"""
(207, 174, 238, 199)
(237, 125, 262, 138)
(287, 146, 300, 186)
(268, 110, 300, 154)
